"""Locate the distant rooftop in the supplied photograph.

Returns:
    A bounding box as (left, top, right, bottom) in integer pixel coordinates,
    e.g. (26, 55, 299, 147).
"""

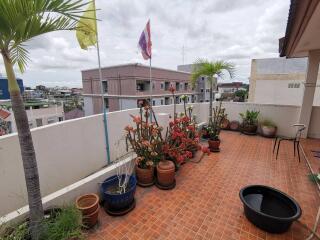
(82, 63, 191, 74)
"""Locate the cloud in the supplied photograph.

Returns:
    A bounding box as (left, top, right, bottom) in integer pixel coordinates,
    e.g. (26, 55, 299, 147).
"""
(0, 0, 290, 87)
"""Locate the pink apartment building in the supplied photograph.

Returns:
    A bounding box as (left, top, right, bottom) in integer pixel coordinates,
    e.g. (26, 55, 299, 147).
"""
(82, 63, 199, 115)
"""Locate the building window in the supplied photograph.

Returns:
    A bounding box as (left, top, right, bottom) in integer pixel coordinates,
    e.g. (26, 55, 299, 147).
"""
(153, 83, 155, 89)
(184, 83, 188, 90)
(104, 98, 109, 108)
(58, 117, 63, 122)
(160, 83, 164, 89)
(36, 118, 43, 127)
(176, 82, 180, 91)
(161, 99, 164, 105)
(165, 82, 170, 90)
(152, 100, 156, 106)
(206, 89, 210, 93)
(201, 77, 205, 81)
(201, 89, 204, 93)
(47, 117, 56, 124)
(102, 81, 108, 93)
(288, 83, 301, 88)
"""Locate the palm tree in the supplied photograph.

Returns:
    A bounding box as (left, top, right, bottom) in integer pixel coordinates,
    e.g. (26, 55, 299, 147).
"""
(191, 59, 235, 124)
(0, 1, 89, 238)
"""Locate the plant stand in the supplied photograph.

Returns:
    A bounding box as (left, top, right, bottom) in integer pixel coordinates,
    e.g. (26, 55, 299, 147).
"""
(103, 199, 136, 216)
(137, 178, 156, 187)
(155, 179, 176, 190)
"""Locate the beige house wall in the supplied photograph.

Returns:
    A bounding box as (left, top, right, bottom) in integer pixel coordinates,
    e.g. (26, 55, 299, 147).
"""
(249, 58, 320, 106)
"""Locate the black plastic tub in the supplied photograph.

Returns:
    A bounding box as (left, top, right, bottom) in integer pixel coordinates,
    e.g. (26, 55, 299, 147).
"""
(239, 185, 302, 233)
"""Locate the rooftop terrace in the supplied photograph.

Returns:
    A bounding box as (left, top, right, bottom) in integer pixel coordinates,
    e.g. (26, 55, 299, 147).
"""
(1, 102, 320, 239)
(86, 131, 319, 240)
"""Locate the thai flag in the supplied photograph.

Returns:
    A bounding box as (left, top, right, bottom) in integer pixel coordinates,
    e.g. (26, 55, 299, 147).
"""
(138, 20, 152, 60)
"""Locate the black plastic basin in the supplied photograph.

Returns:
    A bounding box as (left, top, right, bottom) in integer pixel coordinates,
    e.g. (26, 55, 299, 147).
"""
(239, 185, 302, 233)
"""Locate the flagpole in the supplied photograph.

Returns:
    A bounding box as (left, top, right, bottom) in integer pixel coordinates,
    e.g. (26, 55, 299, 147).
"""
(149, 57, 152, 108)
(94, 0, 111, 164)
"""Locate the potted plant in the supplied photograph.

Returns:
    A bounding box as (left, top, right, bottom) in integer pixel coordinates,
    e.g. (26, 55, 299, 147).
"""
(239, 110, 260, 135)
(261, 119, 277, 138)
(75, 193, 99, 228)
(220, 118, 230, 130)
(229, 120, 240, 131)
(125, 105, 164, 187)
(207, 101, 226, 152)
(100, 159, 136, 215)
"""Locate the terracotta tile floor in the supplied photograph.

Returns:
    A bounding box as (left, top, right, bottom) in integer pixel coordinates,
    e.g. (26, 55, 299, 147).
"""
(87, 131, 319, 240)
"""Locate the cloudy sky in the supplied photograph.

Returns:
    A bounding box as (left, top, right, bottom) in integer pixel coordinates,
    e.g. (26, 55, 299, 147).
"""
(0, 0, 290, 87)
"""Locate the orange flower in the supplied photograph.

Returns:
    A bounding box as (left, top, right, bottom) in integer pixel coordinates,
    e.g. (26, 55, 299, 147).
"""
(124, 125, 133, 132)
(130, 114, 142, 124)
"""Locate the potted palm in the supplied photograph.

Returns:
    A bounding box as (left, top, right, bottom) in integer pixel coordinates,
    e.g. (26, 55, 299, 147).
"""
(240, 110, 260, 135)
(125, 105, 164, 187)
(261, 119, 277, 138)
(207, 102, 227, 152)
(190, 59, 234, 128)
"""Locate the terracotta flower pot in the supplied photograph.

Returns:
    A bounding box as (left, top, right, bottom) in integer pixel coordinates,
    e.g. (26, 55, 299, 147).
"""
(229, 121, 240, 131)
(221, 119, 230, 130)
(82, 205, 100, 228)
(157, 160, 175, 186)
(261, 125, 277, 138)
(208, 139, 220, 152)
(75, 193, 99, 216)
(135, 165, 154, 185)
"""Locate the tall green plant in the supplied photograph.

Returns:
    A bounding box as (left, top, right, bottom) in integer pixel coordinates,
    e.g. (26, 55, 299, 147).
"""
(0, 1, 90, 238)
(190, 59, 234, 124)
(239, 110, 260, 126)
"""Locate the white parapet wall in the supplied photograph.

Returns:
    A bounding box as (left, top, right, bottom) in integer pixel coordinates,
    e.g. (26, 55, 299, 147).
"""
(0, 102, 319, 219)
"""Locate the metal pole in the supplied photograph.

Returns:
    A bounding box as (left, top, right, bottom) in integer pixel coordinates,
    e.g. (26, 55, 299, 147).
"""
(95, 0, 111, 164)
(149, 57, 152, 106)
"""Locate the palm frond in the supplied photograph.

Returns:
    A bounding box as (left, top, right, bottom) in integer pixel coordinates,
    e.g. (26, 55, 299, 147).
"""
(190, 58, 235, 87)
(10, 44, 30, 73)
(0, 0, 91, 72)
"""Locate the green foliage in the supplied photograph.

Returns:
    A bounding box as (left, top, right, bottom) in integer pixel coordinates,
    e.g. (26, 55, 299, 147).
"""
(234, 89, 247, 102)
(42, 206, 83, 240)
(0, 206, 83, 240)
(207, 101, 226, 140)
(0, 0, 90, 72)
(240, 110, 260, 126)
(261, 119, 276, 128)
(190, 58, 235, 88)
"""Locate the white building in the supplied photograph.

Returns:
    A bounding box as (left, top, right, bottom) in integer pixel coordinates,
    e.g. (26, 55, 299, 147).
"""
(1, 101, 64, 133)
(249, 57, 320, 106)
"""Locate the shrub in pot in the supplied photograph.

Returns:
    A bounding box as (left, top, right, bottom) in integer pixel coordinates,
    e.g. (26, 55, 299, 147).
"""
(206, 101, 226, 152)
(125, 104, 164, 187)
(261, 119, 277, 138)
(239, 110, 260, 135)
